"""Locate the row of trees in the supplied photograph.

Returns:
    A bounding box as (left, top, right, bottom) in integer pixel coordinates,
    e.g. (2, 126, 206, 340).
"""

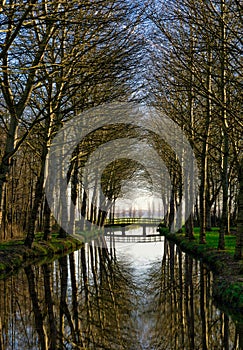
(0, 0, 242, 257)
(144, 0, 242, 256)
(0, 0, 142, 244)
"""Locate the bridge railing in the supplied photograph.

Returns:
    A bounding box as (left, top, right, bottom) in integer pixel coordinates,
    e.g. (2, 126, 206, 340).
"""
(104, 217, 162, 226)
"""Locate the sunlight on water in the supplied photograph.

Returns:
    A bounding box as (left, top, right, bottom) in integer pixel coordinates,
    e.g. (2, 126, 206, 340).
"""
(108, 226, 164, 272)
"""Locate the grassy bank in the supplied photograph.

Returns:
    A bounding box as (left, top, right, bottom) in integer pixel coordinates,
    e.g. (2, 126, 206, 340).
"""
(0, 233, 83, 278)
(159, 227, 243, 316)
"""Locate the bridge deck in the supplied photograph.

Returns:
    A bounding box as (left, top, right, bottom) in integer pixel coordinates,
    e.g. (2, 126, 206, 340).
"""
(104, 217, 162, 227)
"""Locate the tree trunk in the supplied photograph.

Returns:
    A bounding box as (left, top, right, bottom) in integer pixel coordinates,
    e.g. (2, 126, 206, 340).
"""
(206, 188, 212, 231)
(185, 213, 195, 240)
(0, 316, 3, 350)
(234, 158, 243, 259)
(0, 115, 18, 234)
(185, 19, 195, 241)
(80, 190, 87, 231)
(24, 143, 48, 248)
(169, 185, 175, 232)
(218, 0, 229, 250)
(43, 197, 51, 241)
(68, 149, 79, 235)
(199, 46, 212, 244)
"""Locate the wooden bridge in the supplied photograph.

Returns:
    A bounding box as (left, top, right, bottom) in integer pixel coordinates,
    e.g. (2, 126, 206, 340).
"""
(103, 217, 163, 242)
(74, 217, 164, 243)
(104, 217, 162, 227)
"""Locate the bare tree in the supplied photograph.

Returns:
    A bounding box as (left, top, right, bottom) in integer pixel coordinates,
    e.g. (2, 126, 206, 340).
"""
(145, 0, 242, 248)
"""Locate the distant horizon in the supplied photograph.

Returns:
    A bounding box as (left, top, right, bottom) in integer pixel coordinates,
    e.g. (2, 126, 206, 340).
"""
(112, 209, 163, 219)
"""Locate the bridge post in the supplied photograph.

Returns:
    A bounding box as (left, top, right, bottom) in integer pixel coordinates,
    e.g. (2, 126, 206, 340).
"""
(143, 225, 146, 236)
(122, 226, 125, 236)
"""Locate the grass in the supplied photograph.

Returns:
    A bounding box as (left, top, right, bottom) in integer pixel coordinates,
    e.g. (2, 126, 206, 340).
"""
(0, 232, 83, 278)
(185, 227, 236, 256)
(0, 239, 23, 250)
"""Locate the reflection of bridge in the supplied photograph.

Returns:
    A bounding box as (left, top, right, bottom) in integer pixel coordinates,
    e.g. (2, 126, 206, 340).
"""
(104, 217, 162, 227)
(104, 233, 164, 243)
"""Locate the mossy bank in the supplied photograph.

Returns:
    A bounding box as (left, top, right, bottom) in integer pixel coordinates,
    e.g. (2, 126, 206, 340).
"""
(0, 233, 83, 279)
(160, 228, 243, 317)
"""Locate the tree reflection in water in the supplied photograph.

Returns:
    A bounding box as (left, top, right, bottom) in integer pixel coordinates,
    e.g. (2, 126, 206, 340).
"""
(24, 238, 138, 350)
(0, 237, 242, 349)
(140, 239, 243, 350)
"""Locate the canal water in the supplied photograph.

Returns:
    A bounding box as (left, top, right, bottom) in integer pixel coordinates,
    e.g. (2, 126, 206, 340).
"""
(0, 226, 242, 349)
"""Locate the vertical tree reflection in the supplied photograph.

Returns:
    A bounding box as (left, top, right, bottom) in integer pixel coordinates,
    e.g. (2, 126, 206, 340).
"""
(185, 254, 195, 350)
(78, 239, 138, 349)
(23, 242, 138, 349)
(59, 255, 79, 348)
(236, 322, 243, 349)
(69, 252, 82, 344)
(0, 239, 243, 349)
(42, 264, 57, 350)
(200, 263, 208, 350)
(25, 266, 48, 350)
(142, 239, 241, 350)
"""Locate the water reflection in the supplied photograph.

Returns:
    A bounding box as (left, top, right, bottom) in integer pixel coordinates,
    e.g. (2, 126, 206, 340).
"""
(139, 239, 243, 350)
(0, 230, 242, 349)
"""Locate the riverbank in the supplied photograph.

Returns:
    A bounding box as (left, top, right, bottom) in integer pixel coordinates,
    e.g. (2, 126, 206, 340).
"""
(160, 228, 243, 317)
(0, 233, 83, 279)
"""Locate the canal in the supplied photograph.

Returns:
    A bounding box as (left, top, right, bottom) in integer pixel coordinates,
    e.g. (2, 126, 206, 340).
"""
(0, 226, 242, 349)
